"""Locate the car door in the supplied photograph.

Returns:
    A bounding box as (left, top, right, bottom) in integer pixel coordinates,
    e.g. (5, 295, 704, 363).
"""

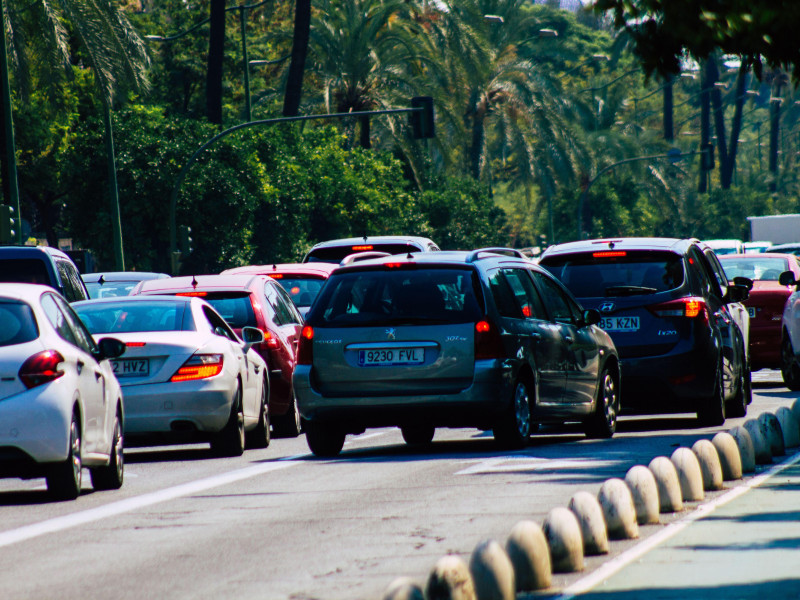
(705, 249, 750, 359)
(263, 281, 299, 400)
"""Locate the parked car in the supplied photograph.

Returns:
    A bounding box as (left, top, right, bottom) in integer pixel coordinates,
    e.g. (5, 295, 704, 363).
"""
(302, 236, 440, 264)
(294, 248, 620, 457)
(703, 239, 745, 256)
(0, 284, 126, 499)
(765, 243, 800, 256)
(539, 237, 751, 424)
(0, 245, 89, 302)
(743, 241, 772, 253)
(132, 274, 304, 437)
(775, 268, 800, 390)
(82, 271, 170, 299)
(222, 263, 337, 317)
(73, 296, 269, 454)
(719, 253, 800, 371)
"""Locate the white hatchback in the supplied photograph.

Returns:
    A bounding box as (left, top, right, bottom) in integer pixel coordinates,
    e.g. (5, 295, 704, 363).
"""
(0, 284, 126, 500)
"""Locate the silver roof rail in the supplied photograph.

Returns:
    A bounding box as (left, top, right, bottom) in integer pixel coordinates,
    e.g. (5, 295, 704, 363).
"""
(339, 251, 392, 266)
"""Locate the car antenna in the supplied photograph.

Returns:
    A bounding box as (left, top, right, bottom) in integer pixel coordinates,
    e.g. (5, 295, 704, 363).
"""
(272, 264, 277, 271)
(406, 242, 413, 259)
(191, 275, 198, 288)
(608, 241, 616, 249)
(363, 235, 368, 242)
(98, 274, 105, 285)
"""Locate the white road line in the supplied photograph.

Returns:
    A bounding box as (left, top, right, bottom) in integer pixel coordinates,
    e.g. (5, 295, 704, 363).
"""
(455, 456, 613, 476)
(0, 455, 307, 549)
(555, 450, 800, 600)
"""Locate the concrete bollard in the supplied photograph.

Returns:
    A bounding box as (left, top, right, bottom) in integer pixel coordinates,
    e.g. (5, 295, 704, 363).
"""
(691, 439, 724, 491)
(792, 398, 800, 429)
(729, 426, 756, 473)
(382, 578, 425, 600)
(758, 412, 785, 457)
(670, 447, 704, 502)
(648, 456, 684, 513)
(506, 521, 551, 592)
(542, 507, 584, 573)
(624, 465, 660, 524)
(775, 407, 800, 449)
(712, 431, 743, 480)
(426, 555, 477, 600)
(743, 419, 772, 465)
(597, 478, 639, 540)
(568, 491, 609, 555)
(469, 539, 515, 600)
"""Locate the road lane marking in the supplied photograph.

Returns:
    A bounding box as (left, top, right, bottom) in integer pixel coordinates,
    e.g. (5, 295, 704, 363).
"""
(0, 455, 307, 549)
(455, 456, 614, 475)
(555, 449, 800, 600)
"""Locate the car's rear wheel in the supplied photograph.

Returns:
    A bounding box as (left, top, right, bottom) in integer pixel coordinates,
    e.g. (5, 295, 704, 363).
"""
(585, 368, 618, 439)
(272, 391, 302, 438)
(47, 410, 82, 500)
(304, 419, 345, 457)
(697, 362, 725, 427)
(400, 424, 435, 446)
(211, 384, 245, 457)
(781, 337, 800, 391)
(90, 408, 124, 491)
(246, 381, 271, 449)
(493, 378, 532, 450)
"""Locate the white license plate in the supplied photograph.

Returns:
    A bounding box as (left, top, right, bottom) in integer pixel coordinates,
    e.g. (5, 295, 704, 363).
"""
(599, 316, 640, 332)
(111, 359, 149, 377)
(747, 307, 756, 318)
(358, 348, 424, 366)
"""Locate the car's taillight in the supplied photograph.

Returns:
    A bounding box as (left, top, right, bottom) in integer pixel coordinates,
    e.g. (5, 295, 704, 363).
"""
(475, 320, 504, 360)
(170, 354, 223, 382)
(260, 329, 279, 350)
(297, 325, 314, 365)
(19, 350, 65, 389)
(649, 297, 708, 322)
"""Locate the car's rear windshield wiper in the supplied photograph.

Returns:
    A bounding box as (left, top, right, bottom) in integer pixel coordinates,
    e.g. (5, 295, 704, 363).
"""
(604, 285, 658, 296)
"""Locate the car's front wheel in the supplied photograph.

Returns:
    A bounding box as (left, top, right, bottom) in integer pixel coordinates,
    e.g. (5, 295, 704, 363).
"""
(47, 410, 82, 500)
(304, 420, 345, 457)
(493, 378, 532, 450)
(90, 407, 124, 491)
(781, 337, 800, 391)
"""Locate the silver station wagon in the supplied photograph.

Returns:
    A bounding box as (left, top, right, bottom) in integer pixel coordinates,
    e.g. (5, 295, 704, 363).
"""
(293, 249, 621, 457)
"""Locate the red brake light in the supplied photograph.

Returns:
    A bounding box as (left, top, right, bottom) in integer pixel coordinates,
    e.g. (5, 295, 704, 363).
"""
(297, 326, 314, 365)
(385, 262, 403, 268)
(593, 251, 627, 258)
(170, 354, 223, 382)
(475, 320, 503, 359)
(302, 325, 314, 339)
(126, 342, 146, 347)
(19, 350, 65, 389)
(649, 297, 708, 321)
(268, 274, 284, 279)
(262, 329, 279, 350)
(352, 245, 373, 251)
(176, 291, 207, 297)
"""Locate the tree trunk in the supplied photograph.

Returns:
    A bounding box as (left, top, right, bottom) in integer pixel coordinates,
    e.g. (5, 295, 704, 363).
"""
(0, 0, 20, 242)
(769, 95, 780, 191)
(206, 0, 225, 124)
(469, 117, 485, 180)
(699, 62, 710, 194)
(709, 60, 729, 181)
(662, 76, 673, 142)
(720, 64, 748, 189)
(359, 114, 371, 149)
(283, 0, 311, 117)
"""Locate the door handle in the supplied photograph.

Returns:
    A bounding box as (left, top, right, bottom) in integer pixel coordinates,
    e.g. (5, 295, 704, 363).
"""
(77, 360, 84, 374)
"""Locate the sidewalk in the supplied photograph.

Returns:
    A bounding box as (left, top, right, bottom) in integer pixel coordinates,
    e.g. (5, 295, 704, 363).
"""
(564, 452, 800, 599)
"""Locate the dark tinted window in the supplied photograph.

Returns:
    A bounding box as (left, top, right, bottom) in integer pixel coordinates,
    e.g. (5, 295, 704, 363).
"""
(185, 292, 257, 329)
(719, 256, 789, 281)
(311, 267, 481, 326)
(306, 243, 424, 264)
(530, 272, 575, 324)
(75, 301, 192, 334)
(0, 301, 38, 346)
(541, 251, 684, 298)
(0, 259, 51, 285)
(56, 260, 87, 302)
(272, 276, 327, 308)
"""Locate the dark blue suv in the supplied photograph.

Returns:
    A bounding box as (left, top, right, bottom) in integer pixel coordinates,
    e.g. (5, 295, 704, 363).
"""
(539, 237, 751, 425)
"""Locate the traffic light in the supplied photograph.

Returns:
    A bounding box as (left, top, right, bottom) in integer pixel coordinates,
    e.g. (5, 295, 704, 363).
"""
(701, 142, 715, 171)
(0, 204, 15, 244)
(178, 225, 193, 256)
(410, 96, 435, 139)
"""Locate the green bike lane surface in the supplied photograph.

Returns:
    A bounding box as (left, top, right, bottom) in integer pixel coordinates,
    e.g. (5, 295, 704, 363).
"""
(564, 454, 800, 599)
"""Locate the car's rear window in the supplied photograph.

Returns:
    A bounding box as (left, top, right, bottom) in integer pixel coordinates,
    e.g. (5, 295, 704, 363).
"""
(0, 300, 38, 346)
(541, 251, 685, 298)
(75, 301, 193, 334)
(305, 243, 423, 264)
(269, 276, 327, 308)
(183, 292, 257, 329)
(719, 256, 789, 281)
(86, 281, 139, 299)
(309, 267, 482, 326)
(0, 259, 50, 285)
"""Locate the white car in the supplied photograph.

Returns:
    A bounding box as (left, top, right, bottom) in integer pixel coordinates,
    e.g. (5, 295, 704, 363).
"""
(73, 296, 269, 455)
(0, 284, 126, 500)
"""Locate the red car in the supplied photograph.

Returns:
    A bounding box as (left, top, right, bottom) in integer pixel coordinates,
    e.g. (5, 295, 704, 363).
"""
(719, 253, 800, 370)
(222, 263, 337, 318)
(132, 274, 304, 437)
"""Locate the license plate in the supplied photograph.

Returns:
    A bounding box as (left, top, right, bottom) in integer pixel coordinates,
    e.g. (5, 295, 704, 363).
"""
(111, 359, 149, 377)
(358, 348, 424, 366)
(747, 307, 756, 318)
(599, 316, 640, 332)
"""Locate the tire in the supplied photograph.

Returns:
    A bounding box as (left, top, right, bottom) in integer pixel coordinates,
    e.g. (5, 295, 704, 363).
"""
(47, 410, 82, 500)
(246, 382, 271, 450)
(90, 408, 124, 491)
(272, 390, 302, 438)
(585, 368, 619, 439)
(493, 378, 532, 450)
(697, 362, 725, 427)
(781, 337, 800, 391)
(211, 383, 245, 457)
(304, 419, 345, 458)
(726, 348, 750, 419)
(400, 424, 435, 446)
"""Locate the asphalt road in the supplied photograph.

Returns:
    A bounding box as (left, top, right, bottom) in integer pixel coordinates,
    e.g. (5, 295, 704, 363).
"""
(0, 370, 796, 600)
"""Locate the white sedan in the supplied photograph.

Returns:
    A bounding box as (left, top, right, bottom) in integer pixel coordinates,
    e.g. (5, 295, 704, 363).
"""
(73, 296, 269, 455)
(0, 284, 126, 500)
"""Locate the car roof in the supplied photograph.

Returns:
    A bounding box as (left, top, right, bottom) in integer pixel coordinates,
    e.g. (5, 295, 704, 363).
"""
(81, 271, 170, 283)
(331, 249, 535, 272)
(0, 245, 74, 261)
(306, 236, 436, 251)
(718, 252, 797, 261)
(221, 263, 338, 277)
(73, 295, 195, 308)
(0, 282, 57, 301)
(136, 274, 265, 294)
(540, 237, 695, 258)
(767, 243, 800, 250)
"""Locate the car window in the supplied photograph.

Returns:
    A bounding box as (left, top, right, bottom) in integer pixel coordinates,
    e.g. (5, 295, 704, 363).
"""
(264, 283, 288, 326)
(0, 259, 51, 285)
(0, 300, 39, 346)
(75, 301, 190, 334)
(489, 271, 522, 318)
(273, 283, 303, 325)
(306, 243, 424, 264)
(719, 256, 789, 281)
(186, 292, 257, 329)
(530, 271, 575, 324)
(202, 306, 239, 341)
(272, 275, 327, 310)
(703, 250, 730, 297)
(53, 294, 98, 355)
(499, 268, 547, 320)
(56, 260, 87, 302)
(41, 293, 79, 346)
(85, 280, 140, 299)
(688, 247, 721, 299)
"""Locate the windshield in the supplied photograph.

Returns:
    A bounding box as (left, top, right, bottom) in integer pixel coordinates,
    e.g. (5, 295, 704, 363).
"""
(309, 267, 481, 326)
(270, 276, 327, 308)
(75, 300, 193, 334)
(86, 281, 140, 299)
(720, 256, 790, 281)
(0, 300, 38, 346)
(305, 243, 423, 264)
(541, 251, 685, 298)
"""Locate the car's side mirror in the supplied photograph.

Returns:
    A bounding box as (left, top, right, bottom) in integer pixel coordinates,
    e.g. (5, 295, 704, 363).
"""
(581, 308, 601, 327)
(779, 271, 797, 287)
(733, 276, 753, 291)
(95, 337, 126, 361)
(725, 284, 749, 303)
(241, 326, 265, 349)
